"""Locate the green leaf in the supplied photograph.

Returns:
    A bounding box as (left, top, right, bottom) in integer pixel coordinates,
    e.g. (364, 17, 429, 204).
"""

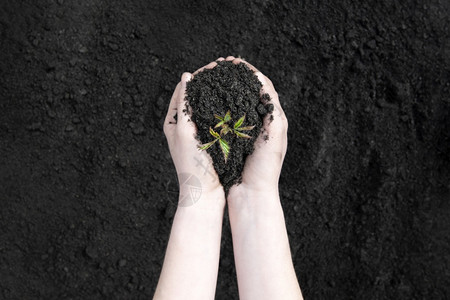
(214, 120, 225, 128)
(220, 124, 231, 136)
(199, 139, 217, 150)
(224, 110, 231, 122)
(234, 114, 246, 129)
(214, 114, 224, 121)
(235, 131, 252, 139)
(209, 127, 221, 139)
(219, 138, 230, 162)
(236, 125, 255, 131)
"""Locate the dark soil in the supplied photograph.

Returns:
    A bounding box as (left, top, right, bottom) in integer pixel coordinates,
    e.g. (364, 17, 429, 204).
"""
(1, 1, 449, 299)
(186, 61, 273, 193)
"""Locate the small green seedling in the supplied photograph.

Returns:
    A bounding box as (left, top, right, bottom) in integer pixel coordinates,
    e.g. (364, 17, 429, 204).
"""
(199, 110, 255, 162)
(199, 127, 231, 162)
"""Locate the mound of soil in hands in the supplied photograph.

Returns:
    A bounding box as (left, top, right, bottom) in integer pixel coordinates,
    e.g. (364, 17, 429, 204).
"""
(186, 61, 273, 193)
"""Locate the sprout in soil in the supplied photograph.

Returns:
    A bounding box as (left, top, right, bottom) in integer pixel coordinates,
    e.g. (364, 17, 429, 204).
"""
(199, 110, 255, 162)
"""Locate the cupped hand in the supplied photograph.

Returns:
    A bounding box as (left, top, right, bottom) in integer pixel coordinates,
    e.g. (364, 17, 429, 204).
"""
(227, 58, 288, 201)
(164, 60, 229, 208)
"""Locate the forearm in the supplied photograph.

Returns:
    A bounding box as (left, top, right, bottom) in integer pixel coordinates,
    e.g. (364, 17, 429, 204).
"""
(228, 188, 303, 300)
(154, 192, 225, 300)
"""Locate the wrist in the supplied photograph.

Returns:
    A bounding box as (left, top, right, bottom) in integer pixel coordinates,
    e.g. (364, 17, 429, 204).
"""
(228, 182, 279, 200)
(177, 184, 226, 212)
(227, 183, 281, 214)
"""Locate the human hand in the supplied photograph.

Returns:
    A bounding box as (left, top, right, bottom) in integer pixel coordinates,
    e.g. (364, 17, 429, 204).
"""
(227, 58, 288, 203)
(224, 59, 302, 300)
(164, 65, 227, 208)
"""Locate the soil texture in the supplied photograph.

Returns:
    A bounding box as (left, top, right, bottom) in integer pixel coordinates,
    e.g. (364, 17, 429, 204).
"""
(186, 61, 273, 193)
(0, 0, 449, 299)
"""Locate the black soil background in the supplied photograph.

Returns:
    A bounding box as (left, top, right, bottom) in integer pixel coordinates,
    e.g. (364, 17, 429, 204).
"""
(0, 1, 449, 299)
(187, 61, 273, 194)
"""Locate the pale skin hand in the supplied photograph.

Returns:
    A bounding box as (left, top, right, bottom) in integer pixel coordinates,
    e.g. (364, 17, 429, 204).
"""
(162, 68, 224, 202)
(154, 60, 226, 300)
(154, 56, 303, 300)
(227, 57, 304, 300)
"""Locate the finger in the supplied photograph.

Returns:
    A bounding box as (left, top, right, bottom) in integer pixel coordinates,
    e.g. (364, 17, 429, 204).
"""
(225, 56, 235, 61)
(254, 72, 279, 105)
(193, 61, 218, 75)
(164, 81, 182, 126)
(261, 73, 274, 90)
(255, 102, 288, 160)
(177, 72, 193, 124)
(216, 57, 225, 61)
(254, 72, 285, 118)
